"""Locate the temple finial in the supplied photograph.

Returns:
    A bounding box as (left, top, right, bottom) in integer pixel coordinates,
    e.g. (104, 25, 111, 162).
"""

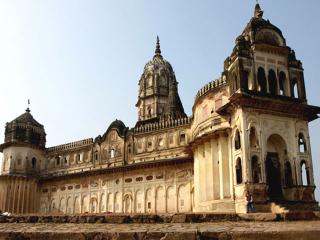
(155, 36, 162, 56)
(26, 99, 31, 113)
(254, 1, 263, 18)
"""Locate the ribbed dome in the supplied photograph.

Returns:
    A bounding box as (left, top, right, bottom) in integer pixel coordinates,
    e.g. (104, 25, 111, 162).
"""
(105, 119, 127, 137)
(4, 108, 46, 148)
(143, 55, 174, 77)
(140, 36, 175, 86)
(241, 4, 286, 47)
(136, 37, 186, 124)
(10, 109, 43, 127)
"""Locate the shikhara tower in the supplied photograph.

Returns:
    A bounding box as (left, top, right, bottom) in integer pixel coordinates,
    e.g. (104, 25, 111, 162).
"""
(0, 4, 319, 214)
(136, 36, 186, 125)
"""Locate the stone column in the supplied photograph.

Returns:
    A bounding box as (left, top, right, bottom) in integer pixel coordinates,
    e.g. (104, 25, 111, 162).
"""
(12, 177, 18, 213)
(218, 136, 224, 200)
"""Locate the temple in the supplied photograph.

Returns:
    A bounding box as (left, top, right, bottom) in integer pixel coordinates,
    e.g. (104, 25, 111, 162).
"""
(0, 4, 319, 214)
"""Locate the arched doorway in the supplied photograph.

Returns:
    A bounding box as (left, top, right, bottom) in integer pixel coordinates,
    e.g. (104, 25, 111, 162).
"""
(90, 198, 98, 213)
(124, 194, 132, 213)
(155, 186, 165, 213)
(265, 134, 287, 200)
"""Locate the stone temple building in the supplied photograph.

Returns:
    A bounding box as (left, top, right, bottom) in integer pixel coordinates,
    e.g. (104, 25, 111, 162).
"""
(0, 4, 319, 214)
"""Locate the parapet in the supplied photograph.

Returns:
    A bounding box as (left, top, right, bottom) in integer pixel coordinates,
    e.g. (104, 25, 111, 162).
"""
(46, 138, 93, 153)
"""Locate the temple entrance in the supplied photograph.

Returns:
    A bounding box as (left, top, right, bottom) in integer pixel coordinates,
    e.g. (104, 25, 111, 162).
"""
(265, 134, 287, 201)
(266, 153, 282, 200)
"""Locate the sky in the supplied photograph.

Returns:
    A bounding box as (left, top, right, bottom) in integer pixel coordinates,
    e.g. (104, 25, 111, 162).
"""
(0, 0, 319, 199)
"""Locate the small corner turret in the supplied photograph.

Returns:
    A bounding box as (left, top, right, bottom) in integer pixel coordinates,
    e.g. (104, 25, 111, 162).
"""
(0, 107, 46, 176)
(223, 3, 307, 103)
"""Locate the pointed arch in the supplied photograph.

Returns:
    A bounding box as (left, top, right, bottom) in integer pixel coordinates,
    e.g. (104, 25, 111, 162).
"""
(292, 77, 299, 98)
(268, 69, 277, 95)
(251, 155, 260, 183)
(145, 188, 153, 213)
(166, 186, 176, 213)
(234, 129, 241, 150)
(178, 184, 190, 212)
(135, 190, 144, 213)
(279, 71, 287, 95)
(257, 67, 267, 93)
(66, 197, 73, 214)
(242, 70, 249, 90)
(155, 186, 165, 213)
(100, 193, 106, 213)
(249, 126, 259, 148)
(82, 195, 90, 213)
(74, 196, 81, 214)
(301, 160, 310, 186)
(284, 161, 293, 187)
(236, 157, 243, 184)
(298, 133, 307, 153)
(107, 193, 114, 212)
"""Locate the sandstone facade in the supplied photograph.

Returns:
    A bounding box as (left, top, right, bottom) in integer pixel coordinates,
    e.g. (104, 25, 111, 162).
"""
(0, 4, 319, 215)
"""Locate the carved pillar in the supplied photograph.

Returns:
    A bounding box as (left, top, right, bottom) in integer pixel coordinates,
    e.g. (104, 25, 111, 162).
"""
(218, 136, 224, 200)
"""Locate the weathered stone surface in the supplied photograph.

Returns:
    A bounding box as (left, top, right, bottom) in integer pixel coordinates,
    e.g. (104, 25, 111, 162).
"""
(131, 214, 161, 223)
(1, 212, 320, 225)
(104, 215, 131, 224)
(171, 214, 187, 223)
(0, 221, 319, 240)
(282, 211, 317, 221)
(238, 213, 279, 221)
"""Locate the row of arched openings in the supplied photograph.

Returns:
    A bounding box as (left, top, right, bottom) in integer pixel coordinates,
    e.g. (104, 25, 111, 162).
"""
(235, 156, 310, 187)
(235, 128, 306, 153)
(255, 67, 299, 97)
(234, 127, 259, 151)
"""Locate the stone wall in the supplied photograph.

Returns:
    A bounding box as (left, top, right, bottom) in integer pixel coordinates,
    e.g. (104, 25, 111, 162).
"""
(39, 162, 193, 214)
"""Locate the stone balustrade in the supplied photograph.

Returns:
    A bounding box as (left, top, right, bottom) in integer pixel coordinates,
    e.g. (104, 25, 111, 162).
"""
(195, 78, 227, 101)
(46, 138, 93, 153)
(134, 117, 192, 134)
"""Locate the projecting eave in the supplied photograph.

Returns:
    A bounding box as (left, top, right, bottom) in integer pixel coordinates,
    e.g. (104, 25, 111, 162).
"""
(217, 92, 320, 122)
(0, 141, 45, 152)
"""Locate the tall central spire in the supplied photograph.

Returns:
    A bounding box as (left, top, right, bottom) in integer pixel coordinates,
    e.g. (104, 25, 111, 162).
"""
(154, 36, 162, 57)
(254, 2, 263, 18)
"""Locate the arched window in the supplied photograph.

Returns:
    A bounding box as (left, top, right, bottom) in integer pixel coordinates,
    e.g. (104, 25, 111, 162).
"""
(249, 126, 259, 148)
(301, 160, 310, 186)
(147, 107, 152, 117)
(268, 69, 277, 95)
(257, 67, 267, 93)
(298, 133, 307, 153)
(279, 71, 286, 95)
(32, 157, 37, 169)
(236, 157, 243, 184)
(95, 151, 98, 161)
(242, 70, 249, 90)
(284, 161, 293, 187)
(111, 148, 115, 158)
(179, 133, 186, 145)
(56, 156, 60, 166)
(251, 156, 260, 183)
(234, 129, 241, 150)
(292, 78, 299, 98)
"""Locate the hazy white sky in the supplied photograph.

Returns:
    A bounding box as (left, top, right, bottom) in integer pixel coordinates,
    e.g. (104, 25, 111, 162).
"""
(0, 0, 319, 199)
